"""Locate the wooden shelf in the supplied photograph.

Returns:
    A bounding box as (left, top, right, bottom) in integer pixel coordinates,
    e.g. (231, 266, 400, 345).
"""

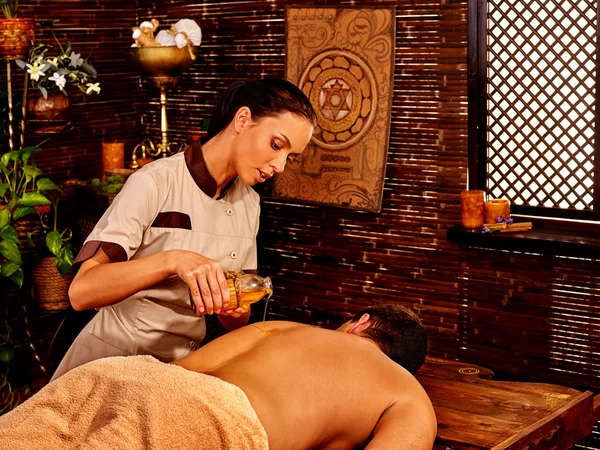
(446, 221, 600, 259)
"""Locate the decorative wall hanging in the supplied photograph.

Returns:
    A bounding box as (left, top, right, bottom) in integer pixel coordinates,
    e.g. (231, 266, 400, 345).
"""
(273, 6, 396, 213)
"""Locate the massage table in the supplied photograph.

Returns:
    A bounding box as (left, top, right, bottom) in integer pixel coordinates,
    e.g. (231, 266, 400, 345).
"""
(416, 357, 598, 449)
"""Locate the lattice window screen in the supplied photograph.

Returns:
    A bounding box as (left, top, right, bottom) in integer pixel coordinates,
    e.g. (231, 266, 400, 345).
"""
(487, 0, 596, 210)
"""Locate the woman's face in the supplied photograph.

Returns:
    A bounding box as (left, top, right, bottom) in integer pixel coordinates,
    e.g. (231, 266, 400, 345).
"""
(233, 110, 314, 186)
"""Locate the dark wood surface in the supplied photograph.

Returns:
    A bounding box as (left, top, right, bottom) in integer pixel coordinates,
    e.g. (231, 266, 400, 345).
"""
(417, 358, 595, 449)
(446, 222, 600, 259)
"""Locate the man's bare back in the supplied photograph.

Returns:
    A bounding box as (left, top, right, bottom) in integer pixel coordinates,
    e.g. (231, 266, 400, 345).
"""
(173, 321, 436, 450)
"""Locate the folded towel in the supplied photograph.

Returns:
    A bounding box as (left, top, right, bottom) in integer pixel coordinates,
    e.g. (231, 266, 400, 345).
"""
(0, 355, 268, 450)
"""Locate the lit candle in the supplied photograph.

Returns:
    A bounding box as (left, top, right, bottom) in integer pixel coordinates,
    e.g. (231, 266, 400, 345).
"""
(485, 199, 510, 224)
(102, 141, 125, 177)
(460, 190, 485, 228)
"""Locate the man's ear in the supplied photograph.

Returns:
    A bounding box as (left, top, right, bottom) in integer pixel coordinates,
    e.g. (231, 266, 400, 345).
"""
(234, 106, 252, 133)
(347, 313, 371, 335)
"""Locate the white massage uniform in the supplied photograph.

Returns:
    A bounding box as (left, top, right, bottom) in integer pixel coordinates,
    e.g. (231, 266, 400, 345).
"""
(51, 141, 260, 381)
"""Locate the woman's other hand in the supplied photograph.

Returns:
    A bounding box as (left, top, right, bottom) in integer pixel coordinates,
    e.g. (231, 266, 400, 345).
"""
(169, 250, 230, 315)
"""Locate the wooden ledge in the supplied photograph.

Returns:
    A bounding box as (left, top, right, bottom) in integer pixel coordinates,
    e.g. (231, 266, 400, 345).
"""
(446, 221, 600, 259)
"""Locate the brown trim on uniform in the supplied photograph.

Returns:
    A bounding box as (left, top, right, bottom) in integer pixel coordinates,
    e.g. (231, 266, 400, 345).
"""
(101, 242, 128, 263)
(184, 139, 237, 199)
(72, 240, 128, 273)
(243, 269, 258, 275)
(151, 211, 192, 230)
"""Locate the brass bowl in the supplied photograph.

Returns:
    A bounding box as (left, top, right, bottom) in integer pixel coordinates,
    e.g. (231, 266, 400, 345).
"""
(128, 46, 197, 86)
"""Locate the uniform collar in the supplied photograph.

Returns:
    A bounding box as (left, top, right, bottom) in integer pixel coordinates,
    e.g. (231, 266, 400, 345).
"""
(184, 139, 237, 199)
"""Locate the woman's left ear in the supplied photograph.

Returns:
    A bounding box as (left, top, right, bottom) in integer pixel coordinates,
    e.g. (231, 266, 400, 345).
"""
(234, 106, 252, 133)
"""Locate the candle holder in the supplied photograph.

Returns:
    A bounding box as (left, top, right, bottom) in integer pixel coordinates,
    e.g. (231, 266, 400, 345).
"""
(484, 199, 510, 224)
(128, 46, 197, 168)
(102, 141, 125, 177)
(460, 190, 485, 229)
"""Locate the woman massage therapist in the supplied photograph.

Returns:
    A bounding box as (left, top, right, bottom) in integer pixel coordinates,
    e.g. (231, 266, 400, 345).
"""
(51, 79, 317, 381)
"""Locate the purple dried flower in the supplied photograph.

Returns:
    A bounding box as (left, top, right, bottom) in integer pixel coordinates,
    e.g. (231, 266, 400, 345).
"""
(496, 216, 503, 223)
(506, 218, 514, 225)
(482, 226, 489, 233)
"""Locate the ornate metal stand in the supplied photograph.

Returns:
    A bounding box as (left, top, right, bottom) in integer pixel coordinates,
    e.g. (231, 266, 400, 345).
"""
(128, 46, 197, 168)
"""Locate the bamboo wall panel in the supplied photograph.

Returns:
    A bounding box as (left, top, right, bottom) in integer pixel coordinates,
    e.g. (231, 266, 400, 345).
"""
(138, 0, 469, 359)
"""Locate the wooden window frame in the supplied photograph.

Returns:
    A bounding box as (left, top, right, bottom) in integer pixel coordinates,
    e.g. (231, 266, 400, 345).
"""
(468, 0, 600, 222)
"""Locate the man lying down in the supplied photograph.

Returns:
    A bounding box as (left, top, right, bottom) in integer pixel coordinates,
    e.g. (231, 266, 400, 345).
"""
(0, 304, 436, 450)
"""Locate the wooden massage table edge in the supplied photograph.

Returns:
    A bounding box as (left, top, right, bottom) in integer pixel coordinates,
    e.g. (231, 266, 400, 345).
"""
(417, 357, 598, 450)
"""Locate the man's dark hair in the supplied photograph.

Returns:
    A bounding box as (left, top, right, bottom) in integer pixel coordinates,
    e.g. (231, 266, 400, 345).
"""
(352, 304, 427, 374)
(206, 78, 318, 140)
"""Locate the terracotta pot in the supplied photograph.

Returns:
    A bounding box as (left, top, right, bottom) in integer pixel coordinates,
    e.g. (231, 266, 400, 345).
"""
(0, 18, 35, 59)
(26, 92, 71, 132)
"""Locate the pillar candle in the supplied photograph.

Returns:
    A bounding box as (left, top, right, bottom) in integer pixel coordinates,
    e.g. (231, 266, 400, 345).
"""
(485, 199, 511, 224)
(460, 190, 485, 228)
(102, 141, 125, 177)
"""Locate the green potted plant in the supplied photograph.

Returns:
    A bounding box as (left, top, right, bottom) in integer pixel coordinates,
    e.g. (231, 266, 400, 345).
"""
(31, 180, 81, 310)
(0, 1, 34, 59)
(15, 21, 100, 132)
(0, 145, 59, 288)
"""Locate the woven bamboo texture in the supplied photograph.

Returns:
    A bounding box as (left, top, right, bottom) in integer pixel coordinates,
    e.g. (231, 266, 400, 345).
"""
(31, 257, 72, 311)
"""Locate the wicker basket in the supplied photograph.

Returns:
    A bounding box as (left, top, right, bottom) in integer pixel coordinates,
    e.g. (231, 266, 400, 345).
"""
(32, 257, 73, 310)
(0, 18, 35, 59)
(14, 215, 45, 259)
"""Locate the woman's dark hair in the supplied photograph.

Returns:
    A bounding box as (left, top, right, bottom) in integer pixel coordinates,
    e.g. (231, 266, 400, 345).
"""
(352, 304, 428, 374)
(206, 78, 318, 140)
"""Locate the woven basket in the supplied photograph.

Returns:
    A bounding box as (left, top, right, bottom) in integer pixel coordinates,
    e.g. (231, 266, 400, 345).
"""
(0, 18, 35, 59)
(32, 257, 73, 310)
(14, 216, 45, 257)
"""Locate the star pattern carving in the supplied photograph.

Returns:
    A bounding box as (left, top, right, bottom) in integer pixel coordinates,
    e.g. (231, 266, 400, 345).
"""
(321, 79, 352, 120)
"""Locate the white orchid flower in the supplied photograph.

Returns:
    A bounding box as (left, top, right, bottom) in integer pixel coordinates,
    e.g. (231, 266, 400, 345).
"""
(85, 82, 100, 94)
(69, 52, 84, 68)
(26, 62, 46, 82)
(49, 72, 66, 90)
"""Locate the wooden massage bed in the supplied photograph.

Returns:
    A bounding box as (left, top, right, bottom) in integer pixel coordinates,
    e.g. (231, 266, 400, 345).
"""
(416, 357, 599, 449)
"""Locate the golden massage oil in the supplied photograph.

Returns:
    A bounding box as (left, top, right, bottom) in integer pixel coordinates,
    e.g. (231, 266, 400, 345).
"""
(226, 274, 273, 309)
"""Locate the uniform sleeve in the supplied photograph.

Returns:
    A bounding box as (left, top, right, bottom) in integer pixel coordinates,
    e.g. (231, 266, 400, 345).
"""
(73, 171, 160, 268)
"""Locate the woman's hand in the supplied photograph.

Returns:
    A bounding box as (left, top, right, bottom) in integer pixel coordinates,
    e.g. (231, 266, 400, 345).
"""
(217, 306, 251, 331)
(169, 250, 230, 315)
(218, 307, 248, 318)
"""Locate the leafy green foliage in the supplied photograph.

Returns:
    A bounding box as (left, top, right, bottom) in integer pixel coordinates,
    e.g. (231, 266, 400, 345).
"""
(45, 229, 74, 276)
(0, 0, 17, 19)
(89, 175, 125, 195)
(0, 146, 60, 287)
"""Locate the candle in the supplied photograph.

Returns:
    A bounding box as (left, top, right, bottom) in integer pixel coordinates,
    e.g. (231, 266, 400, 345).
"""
(102, 141, 125, 177)
(485, 199, 510, 224)
(460, 190, 485, 228)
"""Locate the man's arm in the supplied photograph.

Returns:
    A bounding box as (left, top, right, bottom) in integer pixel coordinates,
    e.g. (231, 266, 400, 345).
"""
(366, 399, 437, 450)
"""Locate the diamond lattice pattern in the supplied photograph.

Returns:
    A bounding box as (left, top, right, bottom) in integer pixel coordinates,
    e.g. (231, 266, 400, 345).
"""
(487, 0, 596, 210)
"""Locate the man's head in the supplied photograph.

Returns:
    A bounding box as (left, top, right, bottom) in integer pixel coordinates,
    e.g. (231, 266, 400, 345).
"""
(338, 304, 428, 374)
